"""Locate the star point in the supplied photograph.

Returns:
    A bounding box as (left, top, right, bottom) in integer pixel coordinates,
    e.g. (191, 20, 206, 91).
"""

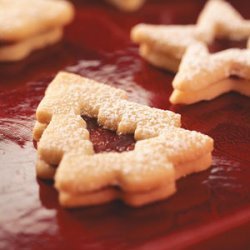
(170, 42, 250, 104)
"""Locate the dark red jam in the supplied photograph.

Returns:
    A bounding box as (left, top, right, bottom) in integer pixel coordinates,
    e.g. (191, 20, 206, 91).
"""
(83, 116, 135, 153)
(208, 38, 247, 53)
(0, 40, 15, 47)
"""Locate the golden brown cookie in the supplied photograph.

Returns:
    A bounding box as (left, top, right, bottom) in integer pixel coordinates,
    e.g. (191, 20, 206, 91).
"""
(131, 0, 250, 72)
(34, 72, 213, 207)
(0, 0, 74, 42)
(0, 0, 74, 61)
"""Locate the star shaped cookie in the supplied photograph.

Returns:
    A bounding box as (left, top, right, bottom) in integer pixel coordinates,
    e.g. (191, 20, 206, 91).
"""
(170, 42, 250, 104)
(34, 72, 213, 207)
(131, 0, 250, 72)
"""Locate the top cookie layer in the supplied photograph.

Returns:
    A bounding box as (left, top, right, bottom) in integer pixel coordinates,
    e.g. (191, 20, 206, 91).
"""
(36, 71, 181, 140)
(0, 0, 74, 42)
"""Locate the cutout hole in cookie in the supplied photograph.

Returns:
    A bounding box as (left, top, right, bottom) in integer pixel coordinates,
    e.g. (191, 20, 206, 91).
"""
(82, 116, 135, 153)
(208, 38, 247, 53)
(230, 75, 243, 80)
(0, 40, 15, 47)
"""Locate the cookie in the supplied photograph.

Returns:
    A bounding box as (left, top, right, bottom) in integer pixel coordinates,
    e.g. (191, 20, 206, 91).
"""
(34, 72, 213, 207)
(131, 0, 250, 72)
(170, 42, 250, 104)
(0, 0, 74, 61)
(0, 0, 74, 42)
(107, 0, 145, 11)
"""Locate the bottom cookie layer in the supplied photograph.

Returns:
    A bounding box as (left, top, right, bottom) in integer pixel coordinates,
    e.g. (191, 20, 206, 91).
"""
(0, 28, 63, 61)
(59, 183, 176, 207)
(139, 44, 180, 73)
(170, 78, 250, 104)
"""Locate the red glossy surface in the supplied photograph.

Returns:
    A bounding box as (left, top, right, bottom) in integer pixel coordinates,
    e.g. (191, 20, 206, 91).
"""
(1, 0, 250, 249)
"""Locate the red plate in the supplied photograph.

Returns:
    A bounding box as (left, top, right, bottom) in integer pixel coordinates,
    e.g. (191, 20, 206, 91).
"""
(1, 0, 250, 249)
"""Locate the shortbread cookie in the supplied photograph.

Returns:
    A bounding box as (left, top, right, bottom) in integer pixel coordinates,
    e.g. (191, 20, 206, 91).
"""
(0, 28, 63, 61)
(54, 125, 212, 207)
(131, 0, 250, 72)
(170, 42, 250, 104)
(59, 184, 176, 207)
(58, 154, 212, 207)
(34, 72, 213, 207)
(0, 0, 74, 42)
(106, 0, 145, 11)
(0, 0, 74, 61)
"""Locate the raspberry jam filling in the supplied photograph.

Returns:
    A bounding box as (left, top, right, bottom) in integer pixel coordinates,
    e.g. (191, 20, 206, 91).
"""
(208, 38, 247, 53)
(0, 40, 15, 47)
(82, 116, 135, 153)
(229, 75, 244, 80)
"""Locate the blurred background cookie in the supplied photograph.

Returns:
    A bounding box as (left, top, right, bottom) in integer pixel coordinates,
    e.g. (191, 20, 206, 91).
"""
(0, 0, 74, 61)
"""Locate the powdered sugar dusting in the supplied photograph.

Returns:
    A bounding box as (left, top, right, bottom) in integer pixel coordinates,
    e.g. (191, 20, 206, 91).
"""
(34, 72, 213, 207)
(173, 42, 250, 94)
